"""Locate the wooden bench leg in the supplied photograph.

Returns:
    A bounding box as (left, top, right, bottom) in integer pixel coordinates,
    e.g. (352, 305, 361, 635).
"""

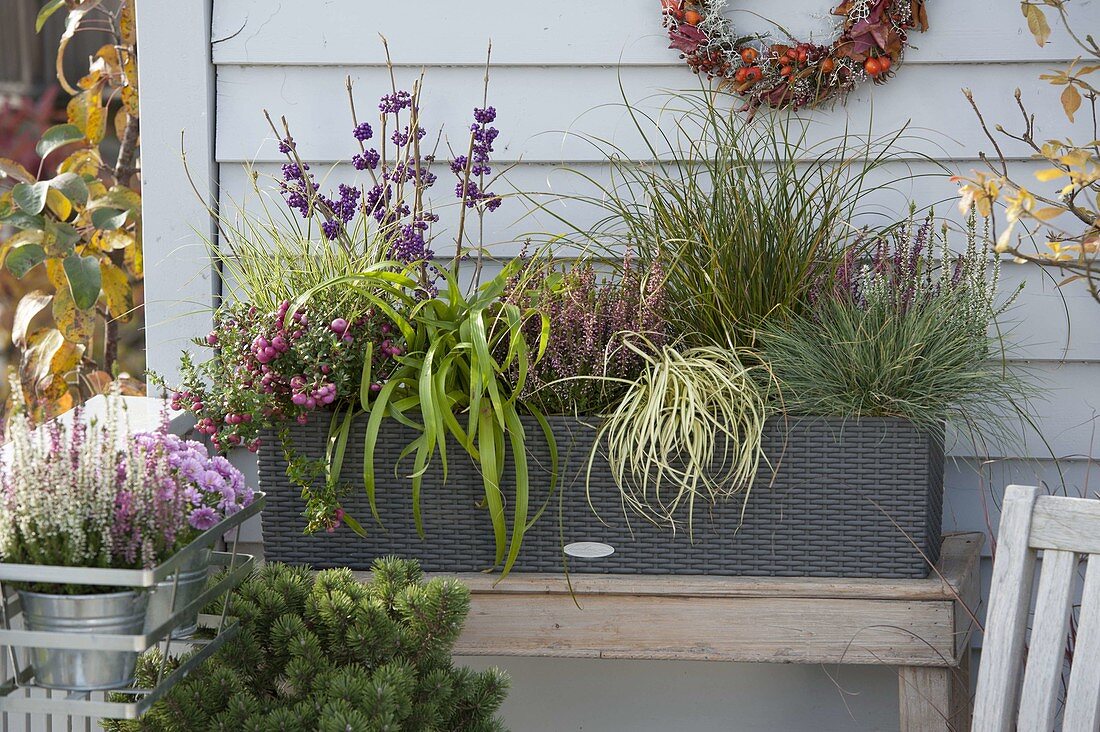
(951, 649, 973, 730)
(902, 656, 972, 730)
(899, 665, 971, 732)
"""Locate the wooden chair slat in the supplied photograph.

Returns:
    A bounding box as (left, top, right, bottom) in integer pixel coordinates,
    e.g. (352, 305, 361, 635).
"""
(973, 485, 1041, 732)
(1030, 495, 1100, 554)
(1064, 557, 1100, 730)
(1018, 549, 1077, 730)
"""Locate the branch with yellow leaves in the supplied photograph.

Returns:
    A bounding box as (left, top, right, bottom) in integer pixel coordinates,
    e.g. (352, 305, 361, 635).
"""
(954, 0, 1100, 304)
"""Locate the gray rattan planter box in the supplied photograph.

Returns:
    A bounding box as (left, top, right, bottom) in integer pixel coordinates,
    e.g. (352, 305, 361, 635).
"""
(258, 415, 943, 578)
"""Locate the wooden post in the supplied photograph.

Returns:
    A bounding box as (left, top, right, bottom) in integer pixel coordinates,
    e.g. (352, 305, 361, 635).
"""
(134, 0, 218, 384)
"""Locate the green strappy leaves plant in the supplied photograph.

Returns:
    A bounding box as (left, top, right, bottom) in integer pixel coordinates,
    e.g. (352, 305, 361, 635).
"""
(301, 260, 558, 578)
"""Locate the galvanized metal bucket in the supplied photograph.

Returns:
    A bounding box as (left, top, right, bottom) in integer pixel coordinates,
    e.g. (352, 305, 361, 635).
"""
(144, 547, 212, 639)
(18, 589, 147, 691)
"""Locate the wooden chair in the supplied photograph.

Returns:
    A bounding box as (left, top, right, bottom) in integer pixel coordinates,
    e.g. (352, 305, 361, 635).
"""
(973, 484, 1100, 731)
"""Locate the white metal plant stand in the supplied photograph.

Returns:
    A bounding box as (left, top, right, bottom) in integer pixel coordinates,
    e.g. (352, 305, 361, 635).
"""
(0, 495, 264, 725)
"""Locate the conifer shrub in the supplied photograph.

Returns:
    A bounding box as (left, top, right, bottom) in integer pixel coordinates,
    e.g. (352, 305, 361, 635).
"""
(104, 559, 509, 731)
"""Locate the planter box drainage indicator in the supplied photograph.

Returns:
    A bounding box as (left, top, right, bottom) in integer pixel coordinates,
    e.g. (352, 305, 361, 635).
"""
(564, 542, 616, 559)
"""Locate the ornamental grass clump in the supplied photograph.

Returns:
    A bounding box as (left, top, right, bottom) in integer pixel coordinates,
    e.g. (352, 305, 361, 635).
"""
(502, 253, 668, 414)
(758, 211, 1023, 429)
(556, 89, 930, 348)
(104, 560, 509, 732)
(594, 342, 769, 530)
(0, 385, 252, 591)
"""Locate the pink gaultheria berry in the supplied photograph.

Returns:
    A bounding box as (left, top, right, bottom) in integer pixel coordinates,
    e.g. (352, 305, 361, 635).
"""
(321, 364, 331, 374)
(292, 393, 308, 406)
(297, 413, 309, 425)
(271, 335, 288, 352)
(330, 318, 349, 334)
(369, 383, 382, 393)
(342, 334, 354, 343)
(206, 332, 219, 345)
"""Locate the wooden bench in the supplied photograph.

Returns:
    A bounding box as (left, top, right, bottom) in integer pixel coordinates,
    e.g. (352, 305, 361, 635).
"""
(439, 532, 983, 732)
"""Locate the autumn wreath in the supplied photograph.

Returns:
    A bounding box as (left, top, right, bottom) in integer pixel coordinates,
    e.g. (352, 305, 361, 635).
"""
(662, 0, 929, 111)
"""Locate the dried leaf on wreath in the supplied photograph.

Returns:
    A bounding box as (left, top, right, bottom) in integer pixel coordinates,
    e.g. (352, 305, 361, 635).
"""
(911, 0, 929, 32)
(669, 24, 708, 54)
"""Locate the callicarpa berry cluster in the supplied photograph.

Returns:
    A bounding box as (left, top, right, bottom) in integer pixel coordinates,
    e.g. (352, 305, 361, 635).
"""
(272, 83, 504, 285)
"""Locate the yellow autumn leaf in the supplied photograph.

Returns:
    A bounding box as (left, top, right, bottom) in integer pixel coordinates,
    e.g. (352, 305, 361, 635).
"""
(100, 260, 134, 322)
(45, 258, 67, 291)
(59, 149, 102, 177)
(120, 49, 139, 117)
(49, 338, 85, 378)
(52, 286, 96, 345)
(86, 179, 108, 200)
(119, 0, 136, 46)
(67, 89, 107, 145)
(11, 290, 53, 348)
(124, 237, 143, 278)
(1062, 85, 1082, 123)
(45, 188, 72, 221)
(0, 157, 36, 184)
(1060, 150, 1091, 168)
(94, 44, 122, 76)
(77, 68, 104, 91)
(1032, 206, 1066, 222)
(1035, 168, 1066, 182)
(90, 230, 135, 252)
(1023, 4, 1051, 47)
(114, 108, 129, 142)
(23, 328, 65, 388)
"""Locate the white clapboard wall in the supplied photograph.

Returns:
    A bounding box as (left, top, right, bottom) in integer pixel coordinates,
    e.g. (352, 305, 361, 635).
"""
(130, 0, 1100, 729)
